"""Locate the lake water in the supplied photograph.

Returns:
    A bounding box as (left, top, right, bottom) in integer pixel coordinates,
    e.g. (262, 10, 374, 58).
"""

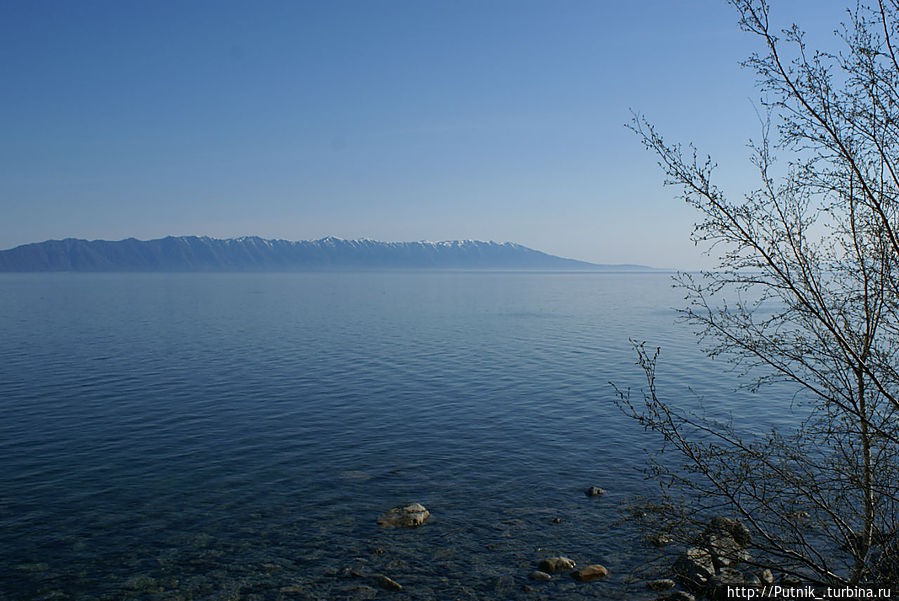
(0, 272, 795, 600)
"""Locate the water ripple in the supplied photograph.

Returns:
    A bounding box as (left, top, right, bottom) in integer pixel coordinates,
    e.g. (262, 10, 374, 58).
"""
(0, 272, 804, 600)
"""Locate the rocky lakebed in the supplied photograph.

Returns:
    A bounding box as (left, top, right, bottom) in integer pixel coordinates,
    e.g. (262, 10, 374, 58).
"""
(8, 485, 783, 601)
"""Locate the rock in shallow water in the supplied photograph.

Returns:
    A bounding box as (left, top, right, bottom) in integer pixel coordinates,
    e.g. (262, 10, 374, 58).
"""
(672, 546, 714, 593)
(123, 574, 159, 592)
(585, 486, 606, 497)
(657, 592, 696, 601)
(377, 503, 430, 528)
(707, 567, 747, 599)
(14, 563, 50, 573)
(706, 517, 751, 546)
(375, 575, 402, 591)
(528, 570, 552, 581)
(346, 585, 379, 600)
(647, 533, 673, 547)
(571, 564, 609, 582)
(647, 578, 676, 591)
(538, 557, 576, 573)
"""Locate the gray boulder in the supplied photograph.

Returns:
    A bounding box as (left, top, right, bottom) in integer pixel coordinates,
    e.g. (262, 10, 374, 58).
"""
(672, 547, 715, 593)
(537, 557, 576, 573)
(705, 530, 750, 569)
(528, 570, 552, 581)
(377, 503, 430, 528)
(701, 517, 751, 572)
(706, 517, 750, 546)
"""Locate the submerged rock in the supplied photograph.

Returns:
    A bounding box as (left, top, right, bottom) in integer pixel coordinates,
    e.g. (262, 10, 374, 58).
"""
(703, 518, 751, 570)
(705, 517, 751, 547)
(528, 570, 552, 581)
(672, 547, 714, 593)
(537, 557, 576, 573)
(123, 574, 159, 592)
(346, 585, 379, 600)
(647, 578, 676, 591)
(707, 567, 747, 600)
(280, 584, 309, 594)
(706, 531, 750, 569)
(668, 516, 753, 594)
(744, 573, 762, 586)
(338, 470, 372, 482)
(657, 592, 696, 601)
(375, 575, 402, 591)
(14, 562, 49, 573)
(342, 567, 366, 579)
(377, 503, 430, 528)
(648, 533, 674, 547)
(571, 564, 609, 582)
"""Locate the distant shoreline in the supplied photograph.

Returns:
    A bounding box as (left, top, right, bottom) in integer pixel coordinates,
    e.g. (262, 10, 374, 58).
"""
(0, 235, 659, 273)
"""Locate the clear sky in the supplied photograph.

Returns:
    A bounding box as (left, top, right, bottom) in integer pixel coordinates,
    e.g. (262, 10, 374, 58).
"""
(1, 1, 851, 268)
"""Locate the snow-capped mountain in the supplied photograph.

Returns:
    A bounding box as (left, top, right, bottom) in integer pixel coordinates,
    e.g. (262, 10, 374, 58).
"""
(0, 236, 650, 271)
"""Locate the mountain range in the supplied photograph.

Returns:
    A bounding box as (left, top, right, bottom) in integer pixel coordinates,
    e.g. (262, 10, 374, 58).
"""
(0, 236, 652, 272)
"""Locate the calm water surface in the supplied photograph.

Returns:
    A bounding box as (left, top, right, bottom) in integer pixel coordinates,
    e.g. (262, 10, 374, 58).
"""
(0, 272, 795, 600)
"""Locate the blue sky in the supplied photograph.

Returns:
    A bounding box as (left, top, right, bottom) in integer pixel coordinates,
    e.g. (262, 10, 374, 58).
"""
(1, 1, 850, 268)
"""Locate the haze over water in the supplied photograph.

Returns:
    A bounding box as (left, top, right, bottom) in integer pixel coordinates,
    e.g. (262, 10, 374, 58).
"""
(0, 271, 798, 600)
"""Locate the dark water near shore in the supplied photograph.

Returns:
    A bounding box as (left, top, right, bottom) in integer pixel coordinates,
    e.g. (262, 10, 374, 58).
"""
(0, 272, 797, 600)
